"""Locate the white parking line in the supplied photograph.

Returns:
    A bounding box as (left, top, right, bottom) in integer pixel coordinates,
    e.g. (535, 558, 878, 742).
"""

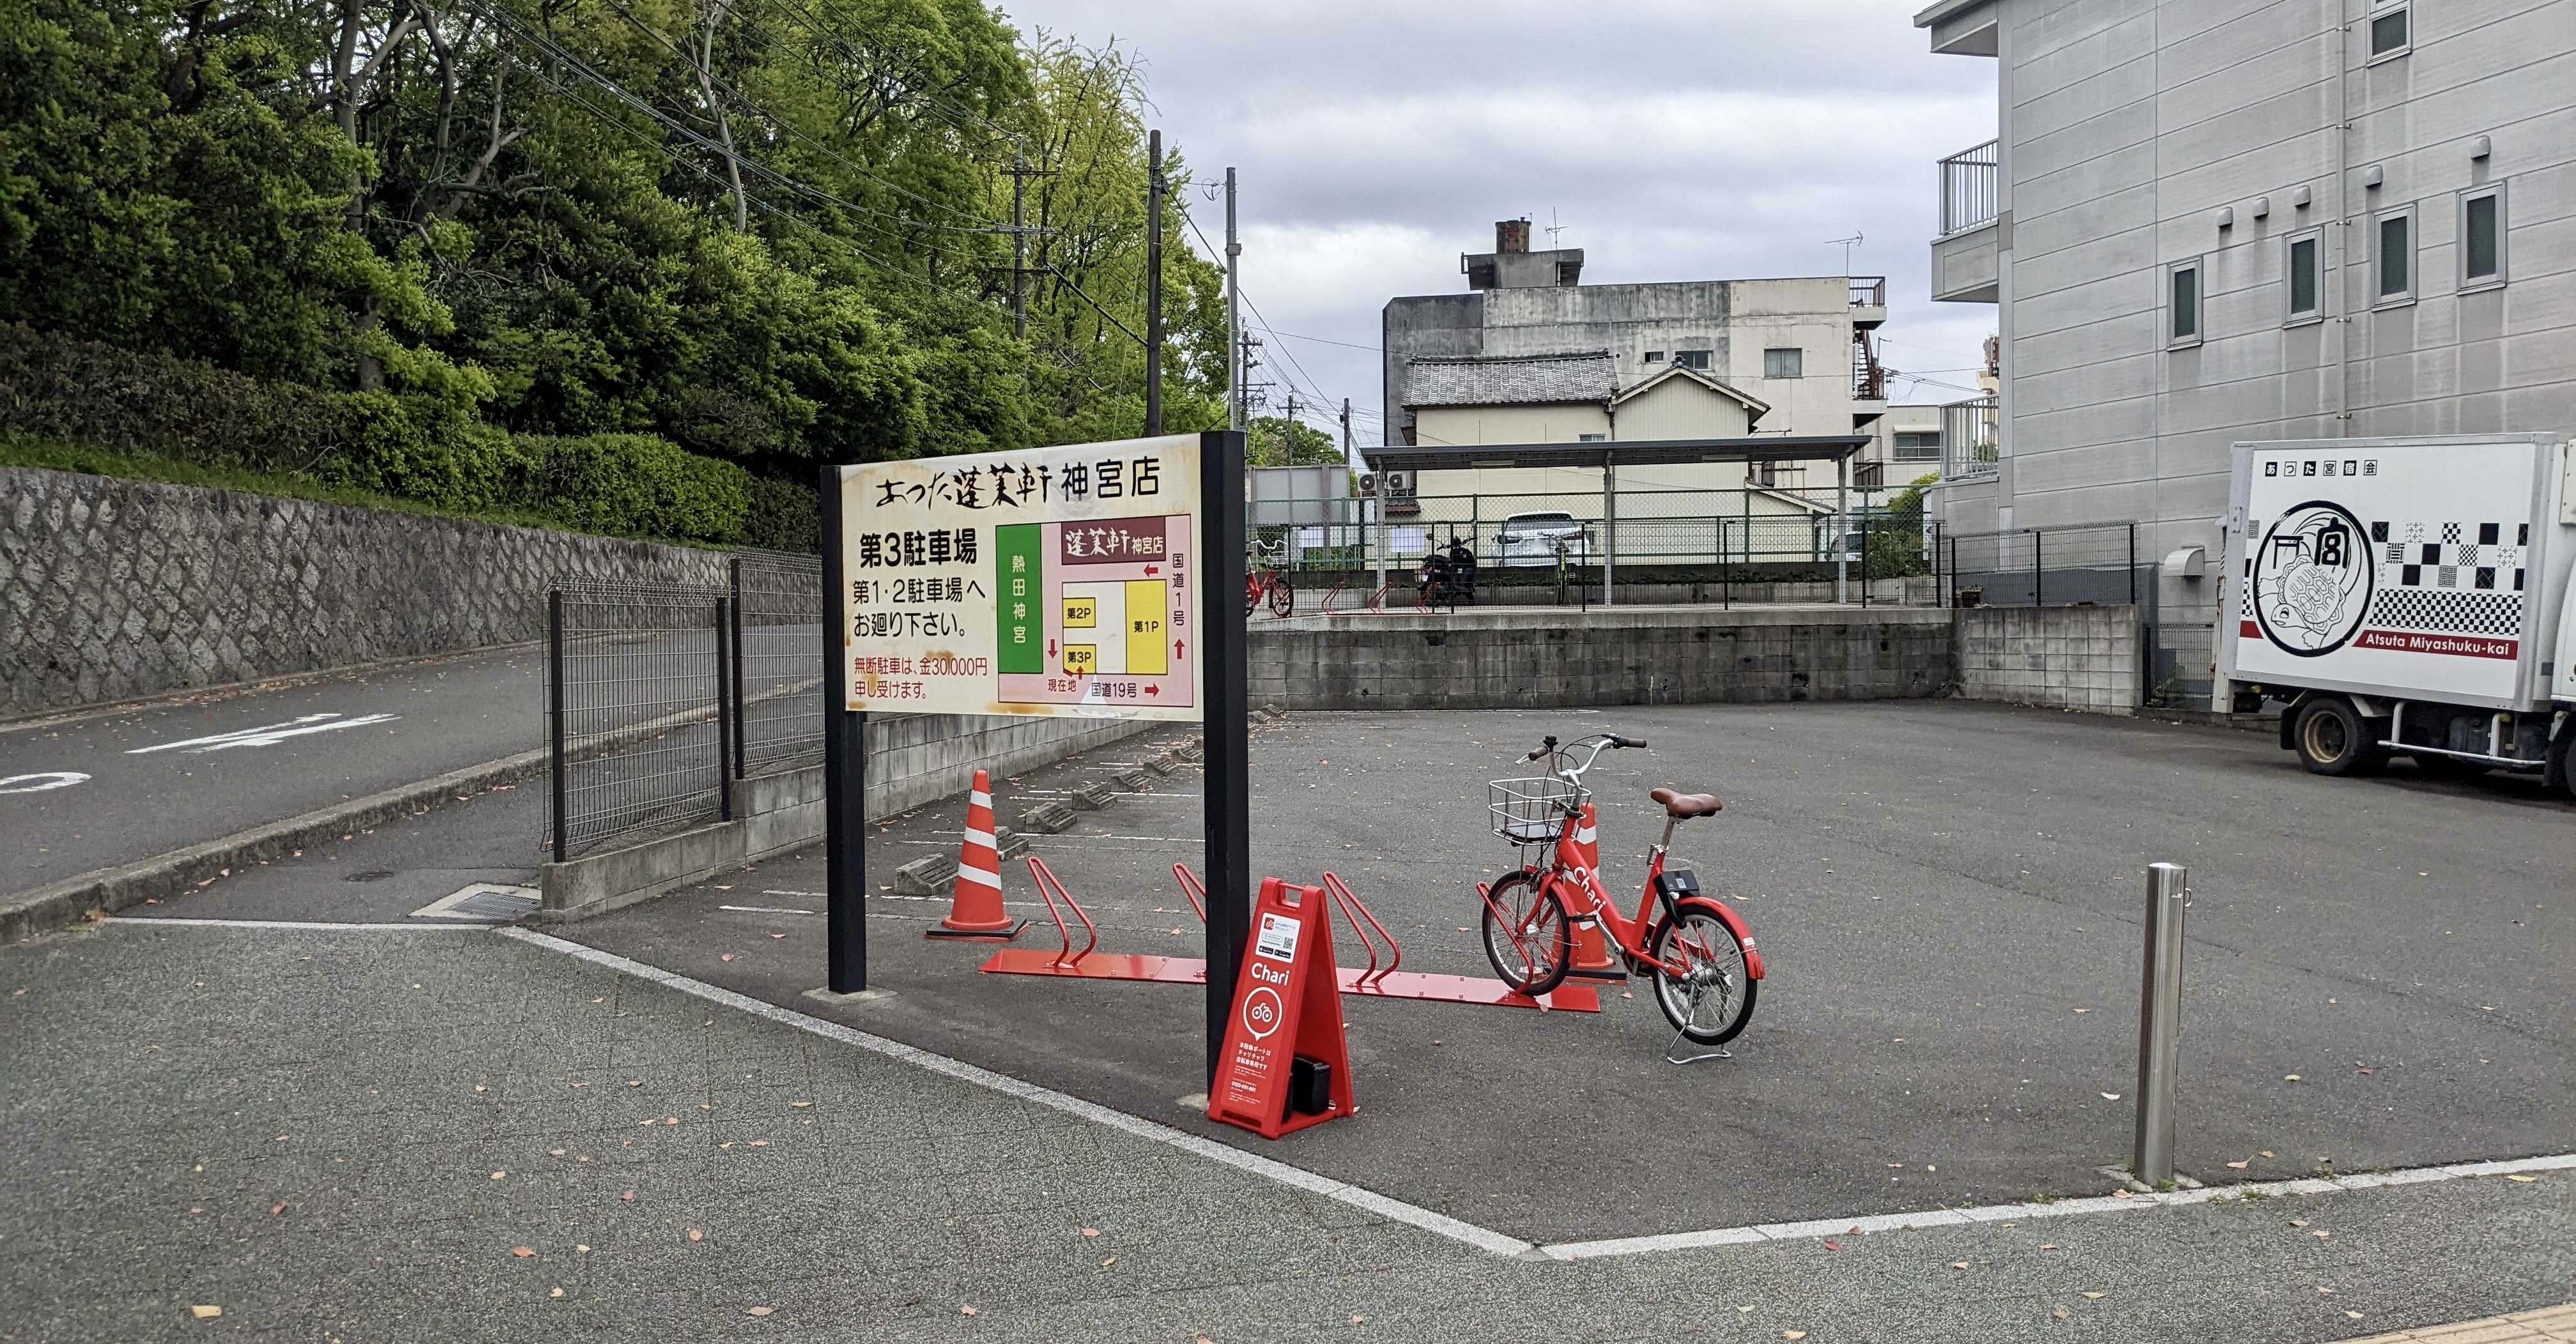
(493, 926, 2574, 1264)
(128, 712, 402, 754)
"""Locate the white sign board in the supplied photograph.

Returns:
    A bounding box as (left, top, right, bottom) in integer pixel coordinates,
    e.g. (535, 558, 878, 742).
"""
(834, 435, 1204, 720)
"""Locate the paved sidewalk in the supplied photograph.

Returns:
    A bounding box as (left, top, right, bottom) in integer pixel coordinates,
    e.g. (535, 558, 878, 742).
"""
(4, 920, 2566, 1343)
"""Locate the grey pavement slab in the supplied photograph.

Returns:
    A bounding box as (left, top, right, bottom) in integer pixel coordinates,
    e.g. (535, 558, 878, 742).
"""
(556, 701, 2573, 1244)
(1, 920, 2568, 1343)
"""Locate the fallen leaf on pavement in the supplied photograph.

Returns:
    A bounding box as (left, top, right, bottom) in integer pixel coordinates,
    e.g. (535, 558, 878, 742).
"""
(1783, 1333, 1807, 1341)
(2072, 1008, 2090, 1014)
(550, 1287, 564, 1299)
(960, 1305, 978, 1317)
(2112, 1189, 2133, 1199)
(1081, 1228, 1100, 1237)
(770, 933, 785, 939)
(2038, 1243, 2057, 1250)
(2225, 1160, 2250, 1170)
(510, 1246, 535, 1258)
(270, 1203, 285, 1216)
(1351, 1313, 1367, 1324)
(721, 954, 735, 962)
(2052, 1307, 2070, 1320)
(2284, 1074, 2301, 1081)
(1949, 1261, 1969, 1269)
(2506, 1174, 2538, 1183)
(576, 1245, 590, 1253)
(746, 1306, 774, 1317)
(491, 1171, 507, 1181)
(2100, 1092, 2121, 1101)
(549, 1149, 565, 1157)
(2080, 1292, 2105, 1300)
(2260, 1150, 2274, 1157)
(2289, 1219, 2309, 1227)
(749, 1140, 769, 1147)
(687, 1228, 703, 1242)
(620, 1190, 635, 1202)
(190, 1306, 222, 1320)
(2345, 1311, 2365, 1320)
(2312, 1230, 2331, 1238)
(791, 1101, 812, 1109)
(1820, 1239, 1843, 1251)
(1100, 1256, 1116, 1268)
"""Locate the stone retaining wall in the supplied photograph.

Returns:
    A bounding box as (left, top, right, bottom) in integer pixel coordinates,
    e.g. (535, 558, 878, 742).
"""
(1, 466, 725, 715)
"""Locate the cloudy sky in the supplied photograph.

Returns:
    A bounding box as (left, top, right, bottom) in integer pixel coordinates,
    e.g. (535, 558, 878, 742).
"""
(998, 0, 2000, 445)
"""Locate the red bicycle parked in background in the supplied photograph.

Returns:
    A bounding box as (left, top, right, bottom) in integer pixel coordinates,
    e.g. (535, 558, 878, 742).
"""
(1480, 733, 1764, 1046)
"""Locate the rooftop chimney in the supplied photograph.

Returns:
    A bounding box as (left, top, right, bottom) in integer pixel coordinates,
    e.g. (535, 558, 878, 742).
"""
(1495, 218, 1530, 254)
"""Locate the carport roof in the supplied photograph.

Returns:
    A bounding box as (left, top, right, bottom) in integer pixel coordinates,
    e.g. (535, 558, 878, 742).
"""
(1360, 435, 1873, 471)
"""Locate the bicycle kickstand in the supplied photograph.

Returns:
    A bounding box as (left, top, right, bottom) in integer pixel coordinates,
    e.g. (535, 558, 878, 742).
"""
(1661, 1024, 1732, 1066)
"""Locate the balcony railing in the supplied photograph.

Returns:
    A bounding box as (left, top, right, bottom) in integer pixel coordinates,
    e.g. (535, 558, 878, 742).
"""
(1941, 395, 1999, 481)
(1940, 139, 2000, 236)
(1848, 276, 1887, 308)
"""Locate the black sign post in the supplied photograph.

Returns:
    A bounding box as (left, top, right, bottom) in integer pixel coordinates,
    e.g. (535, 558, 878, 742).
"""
(1199, 428, 1250, 1086)
(820, 468, 868, 993)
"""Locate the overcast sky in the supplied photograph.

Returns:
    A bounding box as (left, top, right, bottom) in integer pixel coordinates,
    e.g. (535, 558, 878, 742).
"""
(998, 0, 2000, 444)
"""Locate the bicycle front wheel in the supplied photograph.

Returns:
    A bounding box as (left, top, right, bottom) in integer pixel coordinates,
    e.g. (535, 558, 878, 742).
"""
(1650, 903, 1757, 1044)
(1480, 870, 1572, 998)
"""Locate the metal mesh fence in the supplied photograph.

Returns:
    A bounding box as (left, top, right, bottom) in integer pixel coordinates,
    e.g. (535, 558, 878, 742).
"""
(1256, 486, 1933, 572)
(1940, 524, 2141, 608)
(546, 581, 732, 859)
(730, 553, 825, 776)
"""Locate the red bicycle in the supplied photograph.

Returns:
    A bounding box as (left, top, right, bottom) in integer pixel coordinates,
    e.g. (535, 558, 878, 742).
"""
(1245, 541, 1295, 617)
(1479, 733, 1764, 1044)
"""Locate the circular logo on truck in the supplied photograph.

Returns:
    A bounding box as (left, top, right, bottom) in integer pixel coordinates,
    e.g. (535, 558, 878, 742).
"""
(2251, 501, 2375, 657)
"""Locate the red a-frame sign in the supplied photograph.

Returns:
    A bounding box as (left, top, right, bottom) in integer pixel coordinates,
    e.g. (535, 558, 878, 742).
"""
(1207, 878, 1354, 1139)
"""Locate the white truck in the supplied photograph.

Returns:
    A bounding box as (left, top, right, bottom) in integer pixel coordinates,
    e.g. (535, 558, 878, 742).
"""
(2219, 434, 2576, 795)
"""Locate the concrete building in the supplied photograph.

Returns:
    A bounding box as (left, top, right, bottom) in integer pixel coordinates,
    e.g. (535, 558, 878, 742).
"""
(1382, 221, 1896, 499)
(1916, 0, 2576, 632)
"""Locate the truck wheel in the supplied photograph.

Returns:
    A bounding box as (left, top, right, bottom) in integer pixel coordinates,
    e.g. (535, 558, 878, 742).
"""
(2295, 697, 2388, 776)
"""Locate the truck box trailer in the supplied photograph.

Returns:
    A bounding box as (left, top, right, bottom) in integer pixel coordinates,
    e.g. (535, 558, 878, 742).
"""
(2218, 434, 2576, 793)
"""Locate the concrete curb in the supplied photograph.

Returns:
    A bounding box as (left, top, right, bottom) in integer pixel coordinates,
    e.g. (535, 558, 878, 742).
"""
(0, 747, 549, 946)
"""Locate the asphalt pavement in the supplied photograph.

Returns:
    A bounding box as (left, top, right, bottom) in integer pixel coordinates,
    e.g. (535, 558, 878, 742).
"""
(0, 646, 542, 895)
(548, 701, 2574, 1244)
(4, 920, 2566, 1343)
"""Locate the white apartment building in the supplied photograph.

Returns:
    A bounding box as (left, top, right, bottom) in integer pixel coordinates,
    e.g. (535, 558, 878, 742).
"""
(1917, 0, 2576, 616)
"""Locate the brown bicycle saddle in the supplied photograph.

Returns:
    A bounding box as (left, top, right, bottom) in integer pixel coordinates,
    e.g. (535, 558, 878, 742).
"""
(1648, 787, 1724, 818)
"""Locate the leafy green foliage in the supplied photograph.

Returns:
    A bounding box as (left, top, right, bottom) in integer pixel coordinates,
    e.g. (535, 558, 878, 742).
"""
(0, 0, 1227, 550)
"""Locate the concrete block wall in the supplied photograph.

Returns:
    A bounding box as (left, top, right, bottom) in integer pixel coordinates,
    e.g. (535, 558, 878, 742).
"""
(1955, 605, 2141, 715)
(862, 712, 1151, 819)
(1, 466, 727, 716)
(1246, 607, 1954, 711)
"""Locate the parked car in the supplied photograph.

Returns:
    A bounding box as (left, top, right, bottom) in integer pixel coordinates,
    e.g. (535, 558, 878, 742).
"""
(1495, 512, 1591, 568)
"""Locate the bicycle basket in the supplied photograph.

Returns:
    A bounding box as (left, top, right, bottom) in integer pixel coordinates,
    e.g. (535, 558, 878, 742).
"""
(1488, 776, 1588, 846)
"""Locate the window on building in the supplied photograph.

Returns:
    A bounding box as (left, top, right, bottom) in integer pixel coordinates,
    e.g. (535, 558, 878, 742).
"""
(1674, 349, 1713, 371)
(1854, 461, 1884, 489)
(1761, 347, 1802, 379)
(2375, 206, 2414, 304)
(2168, 260, 2202, 347)
(1893, 431, 1942, 462)
(2285, 229, 2324, 323)
(2461, 183, 2507, 289)
(1643, 350, 1664, 363)
(1577, 432, 1607, 443)
(2368, 3, 2410, 59)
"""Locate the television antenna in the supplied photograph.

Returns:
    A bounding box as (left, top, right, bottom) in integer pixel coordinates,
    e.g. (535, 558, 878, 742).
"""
(1545, 208, 1568, 247)
(1827, 231, 1864, 275)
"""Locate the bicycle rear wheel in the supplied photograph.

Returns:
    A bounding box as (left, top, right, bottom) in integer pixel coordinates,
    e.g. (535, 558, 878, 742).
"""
(1649, 903, 1756, 1044)
(1267, 576, 1296, 616)
(1480, 870, 1572, 998)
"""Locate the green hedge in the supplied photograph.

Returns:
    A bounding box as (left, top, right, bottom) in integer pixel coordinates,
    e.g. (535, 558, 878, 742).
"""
(0, 322, 818, 550)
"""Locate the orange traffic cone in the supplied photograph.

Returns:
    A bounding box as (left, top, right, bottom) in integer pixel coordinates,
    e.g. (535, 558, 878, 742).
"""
(1567, 801, 1623, 979)
(926, 769, 1026, 941)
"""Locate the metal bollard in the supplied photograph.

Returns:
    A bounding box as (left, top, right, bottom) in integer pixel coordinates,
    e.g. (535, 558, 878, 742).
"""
(2133, 862, 2189, 1186)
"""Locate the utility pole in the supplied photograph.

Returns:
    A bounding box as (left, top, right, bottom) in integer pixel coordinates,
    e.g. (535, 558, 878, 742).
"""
(1340, 398, 1353, 460)
(1008, 154, 1030, 340)
(1144, 129, 1164, 436)
(1281, 391, 1299, 467)
(1225, 167, 1241, 431)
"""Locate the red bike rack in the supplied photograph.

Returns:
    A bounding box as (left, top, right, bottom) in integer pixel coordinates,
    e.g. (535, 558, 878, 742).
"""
(1169, 866, 1598, 1012)
(976, 857, 1206, 984)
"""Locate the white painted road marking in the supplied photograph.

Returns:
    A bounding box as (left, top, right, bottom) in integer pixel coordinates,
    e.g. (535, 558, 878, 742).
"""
(128, 712, 401, 754)
(0, 772, 91, 794)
